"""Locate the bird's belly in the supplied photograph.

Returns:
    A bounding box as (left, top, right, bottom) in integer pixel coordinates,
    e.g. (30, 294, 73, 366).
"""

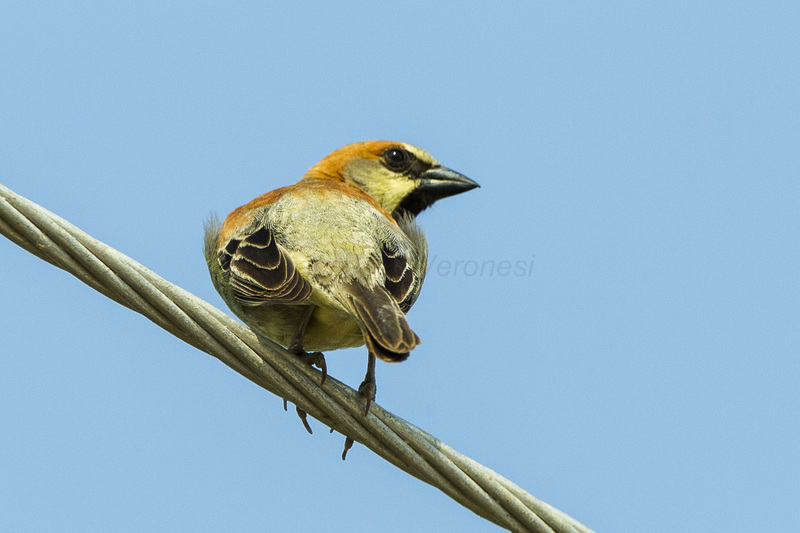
(303, 306, 365, 351)
(235, 303, 364, 352)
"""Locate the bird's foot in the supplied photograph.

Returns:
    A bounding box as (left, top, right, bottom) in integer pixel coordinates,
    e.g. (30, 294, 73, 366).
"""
(296, 406, 313, 434)
(358, 376, 377, 416)
(340, 380, 374, 459)
(282, 351, 325, 433)
(293, 350, 327, 385)
(339, 353, 378, 459)
(341, 437, 355, 460)
(282, 398, 315, 434)
(358, 352, 377, 415)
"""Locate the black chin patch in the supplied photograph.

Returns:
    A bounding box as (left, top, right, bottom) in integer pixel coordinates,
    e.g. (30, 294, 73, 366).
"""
(394, 188, 436, 218)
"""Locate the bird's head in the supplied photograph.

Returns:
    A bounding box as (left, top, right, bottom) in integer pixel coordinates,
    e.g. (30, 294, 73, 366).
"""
(301, 141, 479, 218)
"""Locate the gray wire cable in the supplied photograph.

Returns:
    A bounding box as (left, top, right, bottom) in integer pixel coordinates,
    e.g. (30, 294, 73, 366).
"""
(0, 183, 596, 533)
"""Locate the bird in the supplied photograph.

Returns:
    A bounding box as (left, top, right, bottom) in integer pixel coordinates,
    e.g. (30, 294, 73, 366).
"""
(204, 140, 478, 429)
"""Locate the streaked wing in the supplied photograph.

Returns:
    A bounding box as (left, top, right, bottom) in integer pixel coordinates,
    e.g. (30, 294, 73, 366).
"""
(381, 243, 417, 312)
(392, 213, 428, 312)
(220, 226, 312, 305)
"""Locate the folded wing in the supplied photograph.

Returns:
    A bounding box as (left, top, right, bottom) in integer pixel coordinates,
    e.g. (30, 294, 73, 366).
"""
(220, 225, 312, 305)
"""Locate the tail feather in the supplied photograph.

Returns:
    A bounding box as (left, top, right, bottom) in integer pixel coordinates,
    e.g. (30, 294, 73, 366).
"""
(346, 282, 420, 362)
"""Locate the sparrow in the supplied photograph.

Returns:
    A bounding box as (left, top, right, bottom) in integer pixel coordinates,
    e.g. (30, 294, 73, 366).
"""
(204, 140, 478, 426)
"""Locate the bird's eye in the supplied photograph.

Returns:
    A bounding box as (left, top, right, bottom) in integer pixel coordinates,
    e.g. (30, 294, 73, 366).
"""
(383, 147, 413, 171)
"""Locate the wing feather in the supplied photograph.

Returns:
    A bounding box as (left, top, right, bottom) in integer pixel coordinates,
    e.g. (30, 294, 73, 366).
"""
(220, 226, 312, 305)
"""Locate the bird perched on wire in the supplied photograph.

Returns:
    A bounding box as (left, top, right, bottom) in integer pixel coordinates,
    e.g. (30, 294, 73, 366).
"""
(204, 140, 478, 424)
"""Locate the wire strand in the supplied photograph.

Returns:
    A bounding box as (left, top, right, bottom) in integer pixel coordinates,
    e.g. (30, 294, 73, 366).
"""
(0, 183, 596, 533)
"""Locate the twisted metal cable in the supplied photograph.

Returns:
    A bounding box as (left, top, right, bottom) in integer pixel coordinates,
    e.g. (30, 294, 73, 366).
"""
(0, 183, 595, 533)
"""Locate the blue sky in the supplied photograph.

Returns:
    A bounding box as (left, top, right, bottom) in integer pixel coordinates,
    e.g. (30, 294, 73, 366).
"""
(2, 3, 798, 532)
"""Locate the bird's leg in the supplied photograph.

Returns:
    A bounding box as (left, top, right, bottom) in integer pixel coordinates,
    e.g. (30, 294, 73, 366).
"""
(284, 305, 326, 431)
(287, 305, 327, 385)
(341, 353, 377, 459)
(358, 352, 377, 416)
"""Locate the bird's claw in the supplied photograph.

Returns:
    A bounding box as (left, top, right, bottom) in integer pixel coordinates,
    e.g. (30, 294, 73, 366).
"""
(296, 406, 313, 434)
(283, 351, 325, 434)
(339, 375, 375, 459)
(342, 437, 354, 460)
(296, 351, 327, 385)
(358, 378, 377, 416)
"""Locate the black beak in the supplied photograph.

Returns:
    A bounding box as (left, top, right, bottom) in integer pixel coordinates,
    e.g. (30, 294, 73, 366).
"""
(418, 166, 480, 200)
(395, 166, 479, 217)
